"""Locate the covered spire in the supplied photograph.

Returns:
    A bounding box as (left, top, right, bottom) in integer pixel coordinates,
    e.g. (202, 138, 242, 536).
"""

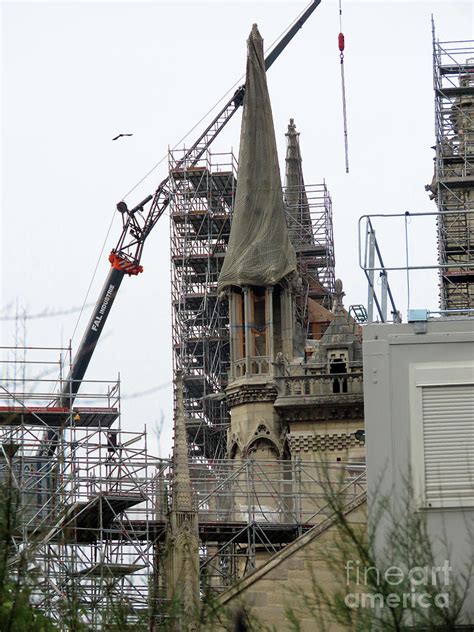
(218, 25, 296, 292)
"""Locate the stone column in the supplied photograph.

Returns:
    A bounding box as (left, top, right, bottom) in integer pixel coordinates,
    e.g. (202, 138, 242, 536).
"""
(266, 287, 274, 374)
(243, 287, 253, 374)
(281, 288, 294, 359)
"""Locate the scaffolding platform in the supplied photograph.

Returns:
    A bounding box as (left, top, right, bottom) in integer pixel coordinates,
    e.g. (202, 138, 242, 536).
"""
(436, 85, 474, 97)
(172, 252, 225, 275)
(294, 243, 328, 256)
(439, 176, 474, 189)
(439, 62, 474, 75)
(0, 406, 118, 427)
(442, 269, 474, 283)
(197, 520, 312, 544)
(62, 493, 145, 541)
(442, 153, 474, 165)
(132, 520, 313, 544)
(171, 166, 236, 208)
(72, 563, 146, 578)
(0, 344, 121, 431)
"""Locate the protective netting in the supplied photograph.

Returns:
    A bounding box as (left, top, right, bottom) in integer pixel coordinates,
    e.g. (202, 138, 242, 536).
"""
(217, 24, 296, 292)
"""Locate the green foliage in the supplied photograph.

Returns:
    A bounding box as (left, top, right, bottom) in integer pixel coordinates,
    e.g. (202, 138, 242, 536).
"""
(148, 590, 274, 631)
(0, 478, 57, 631)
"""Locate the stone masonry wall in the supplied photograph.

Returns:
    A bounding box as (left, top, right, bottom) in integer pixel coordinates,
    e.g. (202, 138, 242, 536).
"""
(218, 496, 367, 632)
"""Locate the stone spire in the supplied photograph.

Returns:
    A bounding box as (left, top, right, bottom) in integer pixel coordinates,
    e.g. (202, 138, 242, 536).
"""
(166, 371, 200, 627)
(171, 371, 193, 512)
(284, 118, 330, 308)
(218, 25, 296, 292)
(284, 117, 312, 247)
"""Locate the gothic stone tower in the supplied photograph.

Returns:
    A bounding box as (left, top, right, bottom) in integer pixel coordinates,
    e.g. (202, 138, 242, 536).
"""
(218, 25, 365, 471)
(218, 25, 297, 464)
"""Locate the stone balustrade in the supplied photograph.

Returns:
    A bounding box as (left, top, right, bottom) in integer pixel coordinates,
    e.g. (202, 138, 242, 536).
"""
(233, 356, 270, 379)
(276, 372, 364, 398)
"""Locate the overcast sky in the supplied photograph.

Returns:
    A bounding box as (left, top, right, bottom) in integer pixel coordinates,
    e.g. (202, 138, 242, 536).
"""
(2, 1, 473, 456)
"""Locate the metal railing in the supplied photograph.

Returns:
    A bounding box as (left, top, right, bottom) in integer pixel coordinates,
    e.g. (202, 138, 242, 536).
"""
(358, 211, 474, 320)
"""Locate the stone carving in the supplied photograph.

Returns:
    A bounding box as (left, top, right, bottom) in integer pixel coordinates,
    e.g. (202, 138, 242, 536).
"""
(287, 432, 365, 452)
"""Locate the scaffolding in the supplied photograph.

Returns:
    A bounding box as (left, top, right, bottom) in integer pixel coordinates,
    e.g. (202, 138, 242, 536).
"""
(186, 458, 365, 591)
(169, 149, 237, 460)
(169, 147, 336, 460)
(0, 345, 366, 626)
(432, 33, 474, 311)
(284, 182, 336, 320)
(0, 345, 156, 629)
(284, 118, 335, 326)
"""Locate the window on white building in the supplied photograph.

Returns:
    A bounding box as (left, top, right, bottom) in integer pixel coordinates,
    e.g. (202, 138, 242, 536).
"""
(410, 363, 474, 509)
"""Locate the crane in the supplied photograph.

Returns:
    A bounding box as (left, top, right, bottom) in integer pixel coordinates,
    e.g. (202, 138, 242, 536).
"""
(59, 0, 322, 408)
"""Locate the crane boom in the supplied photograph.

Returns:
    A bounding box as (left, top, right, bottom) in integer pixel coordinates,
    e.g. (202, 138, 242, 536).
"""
(60, 0, 322, 407)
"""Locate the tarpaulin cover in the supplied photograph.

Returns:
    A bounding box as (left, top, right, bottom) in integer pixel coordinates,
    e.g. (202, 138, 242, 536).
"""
(217, 24, 296, 292)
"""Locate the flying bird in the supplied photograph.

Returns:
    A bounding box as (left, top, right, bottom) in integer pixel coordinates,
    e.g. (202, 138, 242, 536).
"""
(112, 133, 133, 141)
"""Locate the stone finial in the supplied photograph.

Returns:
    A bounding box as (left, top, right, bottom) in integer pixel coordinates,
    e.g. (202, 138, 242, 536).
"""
(250, 23, 262, 44)
(285, 117, 303, 176)
(333, 278, 345, 313)
(286, 117, 297, 136)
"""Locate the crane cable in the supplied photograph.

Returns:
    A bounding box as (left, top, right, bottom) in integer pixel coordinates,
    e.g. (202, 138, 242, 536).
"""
(338, 0, 349, 173)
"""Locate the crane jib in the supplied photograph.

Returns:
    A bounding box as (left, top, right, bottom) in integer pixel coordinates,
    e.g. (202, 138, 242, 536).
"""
(61, 267, 125, 402)
(92, 283, 116, 332)
(39, 268, 124, 457)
